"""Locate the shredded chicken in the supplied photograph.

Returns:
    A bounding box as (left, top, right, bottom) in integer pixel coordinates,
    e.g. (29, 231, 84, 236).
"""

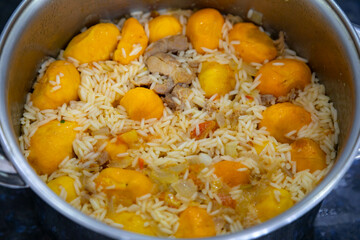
(146, 52, 195, 85)
(144, 34, 189, 59)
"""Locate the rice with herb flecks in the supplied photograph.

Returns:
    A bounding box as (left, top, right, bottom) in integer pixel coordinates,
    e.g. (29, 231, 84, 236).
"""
(19, 8, 338, 237)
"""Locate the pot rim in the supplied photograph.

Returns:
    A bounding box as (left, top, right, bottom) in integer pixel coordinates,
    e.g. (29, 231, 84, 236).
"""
(0, 0, 360, 239)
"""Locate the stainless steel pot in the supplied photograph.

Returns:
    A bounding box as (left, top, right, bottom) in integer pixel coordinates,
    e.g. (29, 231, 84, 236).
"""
(0, 0, 360, 239)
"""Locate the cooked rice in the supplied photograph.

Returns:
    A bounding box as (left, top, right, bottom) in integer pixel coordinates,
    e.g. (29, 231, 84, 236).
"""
(19, 9, 339, 237)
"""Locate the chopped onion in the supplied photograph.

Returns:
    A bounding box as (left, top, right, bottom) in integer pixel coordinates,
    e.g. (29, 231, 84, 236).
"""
(92, 127, 110, 136)
(214, 217, 226, 233)
(247, 8, 263, 25)
(97, 151, 109, 165)
(172, 179, 197, 198)
(108, 156, 132, 168)
(215, 113, 226, 128)
(198, 153, 212, 166)
(225, 142, 238, 158)
(167, 163, 187, 173)
(151, 169, 179, 184)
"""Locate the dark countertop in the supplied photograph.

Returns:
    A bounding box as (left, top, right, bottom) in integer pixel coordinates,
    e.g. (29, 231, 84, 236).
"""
(1, 1, 360, 239)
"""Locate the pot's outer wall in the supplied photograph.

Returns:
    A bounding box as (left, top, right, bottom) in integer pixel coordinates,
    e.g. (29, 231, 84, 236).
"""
(1, 0, 360, 240)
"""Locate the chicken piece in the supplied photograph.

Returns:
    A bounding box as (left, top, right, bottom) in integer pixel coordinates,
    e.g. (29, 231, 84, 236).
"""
(163, 84, 192, 110)
(94, 168, 153, 206)
(47, 176, 77, 202)
(149, 15, 182, 43)
(146, 53, 177, 75)
(291, 138, 327, 173)
(144, 34, 189, 59)
(256, 59, 312, 98)
(214, 160, 250, 187)
(172, 84, 192, 100)
(228, 22, 277, 63)
(64, 23, 120, 64)
(28, 120, 77, 175)
(153, 78, 175, 95)
(163, 94, 177, 110)
(145, 52, 195, 84)
(134, 75, 153, 86)
(107, 211, 156, 236)
(32, 60, 80, 110)
(133, 75, 175, 95)
(175, 206, 216, 238)
(259, 102, 312, 143)
(186, 8, 224, 54)
(255, 186, 294, 222)
(120, 87, 164, 120)
(113, 18, 148, 65)
(198, 61, 236, 98)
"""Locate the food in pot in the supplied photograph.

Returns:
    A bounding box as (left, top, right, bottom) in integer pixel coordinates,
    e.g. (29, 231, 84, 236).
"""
(27, 120, 77, 175)
(113, 17, 148, 65)
(19, 8, 339, 237)
(198, 61, 236, 98)
(259, 102, 312, 143)
(63, 23, 120, 64)
(228, 22, 277, 63)
(256, 59, 312, 97)
(186, 8, 224, 54)
(31, 60, 80, 110)
(149, 15, 182, 43)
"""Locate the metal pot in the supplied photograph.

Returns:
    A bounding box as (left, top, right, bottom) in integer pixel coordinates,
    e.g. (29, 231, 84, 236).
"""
(0, 0, 360, 239)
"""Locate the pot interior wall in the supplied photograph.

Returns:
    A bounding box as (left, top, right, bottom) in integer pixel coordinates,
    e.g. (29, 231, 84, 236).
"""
(4, 0, 357, 182)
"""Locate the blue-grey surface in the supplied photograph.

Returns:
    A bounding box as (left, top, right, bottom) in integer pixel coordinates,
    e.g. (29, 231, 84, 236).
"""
(0, 0, 360, 239)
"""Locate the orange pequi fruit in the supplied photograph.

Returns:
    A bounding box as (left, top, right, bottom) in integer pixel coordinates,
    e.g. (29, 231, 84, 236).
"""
(28, 120, 77, 175)
(175, 206, 216, 238)
(32, 60, 80, 110)
(291, 138, 327, 173)
(214, 160, 250, 187)
(64, 23, 120, 63)
(94, 168, 153, 206)
(47, 176, 77, 202)
(113, 18, 148, 64)
(120, 87, 164, 121)
(149, 15, 182, 43)
(186, 8, 224, 54)
(259, 102, 312, 143)
(228, 22, 277, 63)
(256, 59, 312, 97)
(198, 62, 236, 98)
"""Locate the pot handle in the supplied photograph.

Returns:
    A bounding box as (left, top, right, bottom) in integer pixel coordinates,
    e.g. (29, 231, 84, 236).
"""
(0, 153, 28, 188)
